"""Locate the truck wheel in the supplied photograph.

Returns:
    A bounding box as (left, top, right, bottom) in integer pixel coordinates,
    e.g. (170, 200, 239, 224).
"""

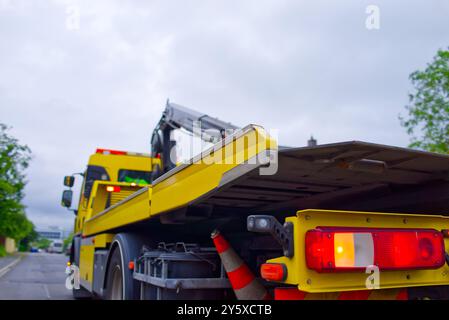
(72, 286, 92, 299)
(104, 233, 153, 300)
(105, 248, 124, 300)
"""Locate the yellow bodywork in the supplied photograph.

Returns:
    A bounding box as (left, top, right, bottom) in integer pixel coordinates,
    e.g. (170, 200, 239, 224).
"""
(74, 125, 449, 296)
(268, 209, 449, 293)
(78, 125, 276, 289)
(82, 125, 277, 236)
(79, 233, 114, 288)
(75, 150, 156, 289)
(75, 152, 157, 234)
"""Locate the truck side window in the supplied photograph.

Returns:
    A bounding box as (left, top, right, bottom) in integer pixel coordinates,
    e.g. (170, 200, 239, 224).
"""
(83, 165, 110, 199)
(118, 169, 151, 184)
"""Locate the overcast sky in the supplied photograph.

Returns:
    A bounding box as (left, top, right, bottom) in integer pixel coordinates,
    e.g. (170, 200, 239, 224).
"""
(1, 0, 448, 231)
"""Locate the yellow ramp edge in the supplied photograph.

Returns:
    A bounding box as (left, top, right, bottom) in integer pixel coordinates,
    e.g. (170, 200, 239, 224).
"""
(83, 125, 277, 236)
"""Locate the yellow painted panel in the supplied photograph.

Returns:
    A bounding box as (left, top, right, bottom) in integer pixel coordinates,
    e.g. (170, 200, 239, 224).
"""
(82, 125, 277, 236)
(74, 151, 154, 235)
(151, 125, 277, 215)
(79, 242, 95, 285)
(86, 181, 143, 220)
(83, 188, 151, 236)
(88, 153, 153, 182)
(268, 209, 449, 293)
(93, 233, 114, 248)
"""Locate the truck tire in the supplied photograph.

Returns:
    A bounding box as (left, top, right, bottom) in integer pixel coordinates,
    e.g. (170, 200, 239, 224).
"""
(105, 248, 124, 300)
(104, 233, 152, 300)
(72, 286, 92, 300)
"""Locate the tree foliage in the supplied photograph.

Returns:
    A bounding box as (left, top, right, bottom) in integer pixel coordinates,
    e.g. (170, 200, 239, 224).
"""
(34, 238, 51, 250)
(0, 124, 34, 240)
(63, 231, 73, 251)
(400, 49, 449, 153)
(19, 228, 38, 252)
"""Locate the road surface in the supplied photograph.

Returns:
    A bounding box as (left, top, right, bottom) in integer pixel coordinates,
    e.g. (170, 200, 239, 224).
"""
(0, 252, 73, 300)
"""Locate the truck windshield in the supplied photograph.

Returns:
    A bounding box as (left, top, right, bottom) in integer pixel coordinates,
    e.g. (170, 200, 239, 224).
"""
(118, 169, 151, 185)
(84, 165, 110, 199)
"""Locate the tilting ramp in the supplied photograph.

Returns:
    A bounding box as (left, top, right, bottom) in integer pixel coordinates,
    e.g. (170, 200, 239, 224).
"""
(84, 128, 449, 236)
(191, 141, 449, 216)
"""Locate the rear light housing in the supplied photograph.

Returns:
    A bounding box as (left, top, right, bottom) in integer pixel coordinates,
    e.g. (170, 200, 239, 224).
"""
(261, 263, 287, 281)
(305, 227, 445, 272)
(106, 186, 121, 193)
(96, 148, 151, 157)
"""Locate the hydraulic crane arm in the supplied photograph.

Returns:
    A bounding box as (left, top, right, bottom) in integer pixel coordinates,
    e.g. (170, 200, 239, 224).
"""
(151, 101, 240, 178)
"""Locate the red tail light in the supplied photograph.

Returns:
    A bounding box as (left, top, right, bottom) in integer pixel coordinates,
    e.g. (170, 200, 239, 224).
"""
(106, 186, 121, 193)
(305, 227, 445, 272)
(261, 263, 287, 281)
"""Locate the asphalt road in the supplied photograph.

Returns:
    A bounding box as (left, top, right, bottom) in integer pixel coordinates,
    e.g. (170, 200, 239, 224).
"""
(0, 252, 73, 300)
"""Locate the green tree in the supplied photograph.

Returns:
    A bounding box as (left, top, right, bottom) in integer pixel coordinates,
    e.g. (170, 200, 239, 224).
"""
(0, 123, 33, 241)
(19, 227, 38, 252)
(63, 232, 74, 252)
(400, 48, 449, 153)
(34, 238, 51, 250)
(0, 245, 6, 257)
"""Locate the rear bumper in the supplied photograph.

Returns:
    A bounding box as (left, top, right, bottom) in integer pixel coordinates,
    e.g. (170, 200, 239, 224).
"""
(267, 209, 449, 293)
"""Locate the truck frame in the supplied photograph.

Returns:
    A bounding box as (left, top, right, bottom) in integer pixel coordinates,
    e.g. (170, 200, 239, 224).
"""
(62, 102, 449, 300)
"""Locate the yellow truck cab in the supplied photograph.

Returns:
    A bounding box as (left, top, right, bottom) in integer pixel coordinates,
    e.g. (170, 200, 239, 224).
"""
(62, 148, 159, 298)
(73, 148, 157, 235)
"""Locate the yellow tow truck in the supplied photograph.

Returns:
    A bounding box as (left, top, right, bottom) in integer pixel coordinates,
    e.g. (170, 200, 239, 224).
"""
(61, 102, 449, 300)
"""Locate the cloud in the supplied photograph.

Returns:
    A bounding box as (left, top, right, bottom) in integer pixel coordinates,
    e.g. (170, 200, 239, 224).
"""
(0, 0, 448, 230)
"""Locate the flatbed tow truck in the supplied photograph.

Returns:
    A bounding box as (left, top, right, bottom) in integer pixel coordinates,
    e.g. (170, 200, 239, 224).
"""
(62, 102, 449, 300)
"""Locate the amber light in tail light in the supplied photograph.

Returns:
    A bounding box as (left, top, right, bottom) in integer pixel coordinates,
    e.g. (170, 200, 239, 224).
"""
(305, 227, 445, 272)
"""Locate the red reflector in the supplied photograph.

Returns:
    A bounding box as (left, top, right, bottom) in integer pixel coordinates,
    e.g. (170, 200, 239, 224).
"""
(261, 263, 287, 281)
(338, 290, 371, 300)
(96, 148, 127, 155)
(106, 186, 121, 192)
(396, 288, 408, 300)
(305, 227, 445, 272)
(274, 288, 307, 300)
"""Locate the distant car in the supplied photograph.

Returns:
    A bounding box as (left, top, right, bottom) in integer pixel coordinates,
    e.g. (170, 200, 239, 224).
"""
(48, 240, 64, 254)
(30, 247, 39, 253)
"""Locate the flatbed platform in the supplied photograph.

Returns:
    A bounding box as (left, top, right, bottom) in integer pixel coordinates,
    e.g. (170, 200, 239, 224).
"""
(83, 125, 449, 236)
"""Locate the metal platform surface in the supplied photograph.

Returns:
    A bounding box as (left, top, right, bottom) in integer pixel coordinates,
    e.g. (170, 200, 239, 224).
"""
(84, 130, 449, 236)
(186, 141, 449, 216)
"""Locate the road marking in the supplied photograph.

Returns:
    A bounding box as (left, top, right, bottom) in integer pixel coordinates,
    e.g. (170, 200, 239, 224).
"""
(0, 255, 23, 279)
(43, 284, 51, 299)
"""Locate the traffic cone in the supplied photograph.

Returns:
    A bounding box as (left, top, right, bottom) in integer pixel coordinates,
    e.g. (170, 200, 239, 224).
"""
(211, 229, 271, 300)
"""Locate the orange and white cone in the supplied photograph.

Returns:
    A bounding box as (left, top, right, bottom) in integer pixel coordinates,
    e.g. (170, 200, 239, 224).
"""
(211, 229, 271, 300)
